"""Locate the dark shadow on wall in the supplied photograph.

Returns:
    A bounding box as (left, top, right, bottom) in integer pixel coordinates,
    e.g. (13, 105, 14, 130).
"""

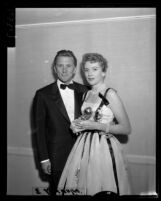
(113, 134, 128, 144)
(29, 98, 50, 185)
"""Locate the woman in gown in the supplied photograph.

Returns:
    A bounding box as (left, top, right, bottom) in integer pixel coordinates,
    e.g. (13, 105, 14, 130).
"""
(56, 53, 131, 196)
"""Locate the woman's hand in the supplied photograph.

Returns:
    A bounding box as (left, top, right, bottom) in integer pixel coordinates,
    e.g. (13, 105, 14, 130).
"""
(74, 120, 97, 131)
(70, 119, 85, 134)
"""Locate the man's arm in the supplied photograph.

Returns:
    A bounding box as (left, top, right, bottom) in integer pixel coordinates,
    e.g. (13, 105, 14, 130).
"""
(33, 91, 49, 169)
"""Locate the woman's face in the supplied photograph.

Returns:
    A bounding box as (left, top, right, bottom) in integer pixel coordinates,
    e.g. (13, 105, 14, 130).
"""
(84, 61, 105, 86)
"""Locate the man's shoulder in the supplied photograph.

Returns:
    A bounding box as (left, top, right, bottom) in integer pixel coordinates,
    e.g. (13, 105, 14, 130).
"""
(73, 81, 90, 92)
(36, 82, 56, 94)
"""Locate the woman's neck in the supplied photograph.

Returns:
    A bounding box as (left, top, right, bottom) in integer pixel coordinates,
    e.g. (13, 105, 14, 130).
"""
(91, 82, 106, 94)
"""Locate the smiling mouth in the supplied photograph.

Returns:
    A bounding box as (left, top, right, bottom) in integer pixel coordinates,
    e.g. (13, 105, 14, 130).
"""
(88, 78, 95, 81)
(61, 74, 68, 77)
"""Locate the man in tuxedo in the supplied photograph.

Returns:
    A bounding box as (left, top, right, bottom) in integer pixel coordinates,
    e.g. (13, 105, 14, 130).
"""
(34, 50, 88, 195)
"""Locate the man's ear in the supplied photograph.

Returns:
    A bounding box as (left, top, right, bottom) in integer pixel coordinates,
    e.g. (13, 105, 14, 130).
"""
(51, 65, 57, 79)
(53, 66, 57, 74)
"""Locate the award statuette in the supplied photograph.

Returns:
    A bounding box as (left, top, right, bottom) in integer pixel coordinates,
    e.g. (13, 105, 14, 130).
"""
(71, 107, 93, 134)
(80, 107, 93, 120)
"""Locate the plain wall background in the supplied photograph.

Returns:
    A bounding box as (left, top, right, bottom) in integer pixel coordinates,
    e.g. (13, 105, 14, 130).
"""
(7, 8, 156, 195)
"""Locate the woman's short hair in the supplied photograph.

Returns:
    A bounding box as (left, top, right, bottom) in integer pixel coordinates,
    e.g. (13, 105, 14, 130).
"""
(81, 53, 108, 72)
(53, 50, 77, 67)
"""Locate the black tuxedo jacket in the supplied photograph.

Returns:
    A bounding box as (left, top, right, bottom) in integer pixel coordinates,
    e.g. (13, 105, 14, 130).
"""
(34, 81, 88, 171)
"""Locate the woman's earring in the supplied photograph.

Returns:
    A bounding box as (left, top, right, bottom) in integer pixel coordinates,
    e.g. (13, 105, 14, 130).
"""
(102, 72, 106, 77)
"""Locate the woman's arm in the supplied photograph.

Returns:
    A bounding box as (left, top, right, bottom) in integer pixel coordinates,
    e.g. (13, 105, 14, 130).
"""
(106, 88, 131, 135)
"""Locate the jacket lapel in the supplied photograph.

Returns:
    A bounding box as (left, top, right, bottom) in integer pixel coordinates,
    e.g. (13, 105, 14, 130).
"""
(51, 83, 71, 123)
(74, 83, 83, 119)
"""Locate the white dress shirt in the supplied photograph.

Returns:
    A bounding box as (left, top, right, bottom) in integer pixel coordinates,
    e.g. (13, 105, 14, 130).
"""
(57, 79, 75, 122)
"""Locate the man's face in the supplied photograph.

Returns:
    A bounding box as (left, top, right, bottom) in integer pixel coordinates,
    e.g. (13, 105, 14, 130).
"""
(55, 56, 76, 83)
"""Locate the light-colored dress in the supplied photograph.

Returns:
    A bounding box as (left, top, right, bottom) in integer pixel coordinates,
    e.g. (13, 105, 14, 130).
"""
(57, 90, 131, 196)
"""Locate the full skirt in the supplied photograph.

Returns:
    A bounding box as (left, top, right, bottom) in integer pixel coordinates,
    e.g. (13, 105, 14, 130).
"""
(57, 132, 131, 196)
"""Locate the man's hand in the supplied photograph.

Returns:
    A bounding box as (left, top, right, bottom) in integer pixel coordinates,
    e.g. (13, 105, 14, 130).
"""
(41, 160, 51, 175)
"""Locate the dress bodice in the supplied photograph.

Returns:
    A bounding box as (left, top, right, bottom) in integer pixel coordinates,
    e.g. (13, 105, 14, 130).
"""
(81, 97, 114, 124)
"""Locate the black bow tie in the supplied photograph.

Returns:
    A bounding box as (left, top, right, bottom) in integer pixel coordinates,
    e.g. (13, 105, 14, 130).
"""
(60, 83, 74, 90)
